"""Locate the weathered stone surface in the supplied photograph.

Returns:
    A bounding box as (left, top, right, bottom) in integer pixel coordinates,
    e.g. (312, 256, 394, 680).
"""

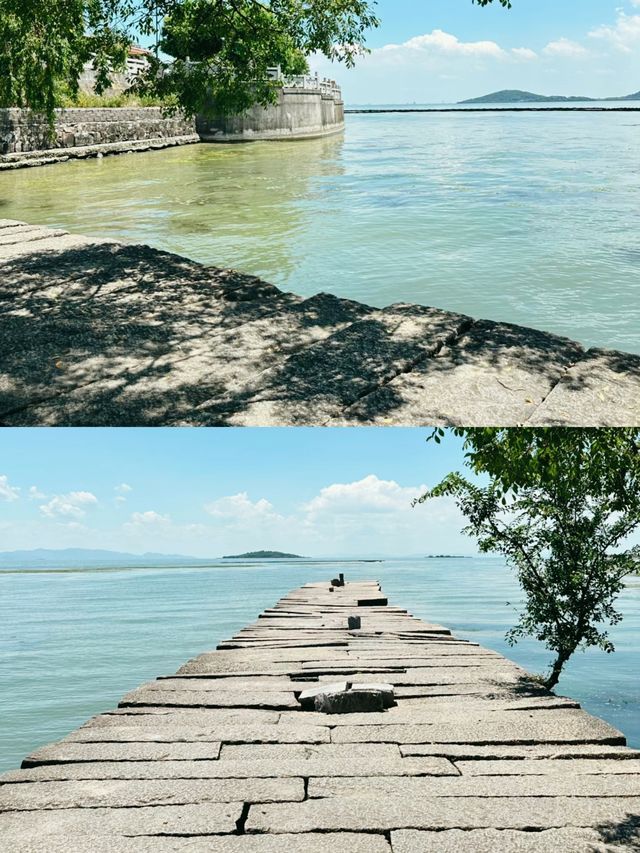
(2, 832, 392, 853)
(330, 714, 626, 745)
(119, 689, 299, 709)
(335, 319, 584, 426)
(22, 741, 221, 767)
(400, 743, 639, 760)
(0, 756, 457, 783)
(0, 777, 304, 811)
(456, 757, 640, 775)
(2, 223, 633, 426)
(64, 723, 330, 744)
(0, 803, 242, 838)
(245, 795, 640, 833)
(529, 347, 640, 426)
(308, 773, 640, 798)
(390, 829, 628, 853)
(87, 707, 280, 725)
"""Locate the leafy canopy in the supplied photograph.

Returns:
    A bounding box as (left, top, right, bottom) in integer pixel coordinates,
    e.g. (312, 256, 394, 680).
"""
(1, 0, 512, 117)
(418, 428, 640, 688)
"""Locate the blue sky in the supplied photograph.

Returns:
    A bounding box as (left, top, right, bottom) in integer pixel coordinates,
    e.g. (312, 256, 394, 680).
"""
(309, 0, 640, 103)
(0, 429, 473, 558)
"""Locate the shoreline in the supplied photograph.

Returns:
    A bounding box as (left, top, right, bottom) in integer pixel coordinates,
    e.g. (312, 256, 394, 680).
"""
(1, 218, 638, 427)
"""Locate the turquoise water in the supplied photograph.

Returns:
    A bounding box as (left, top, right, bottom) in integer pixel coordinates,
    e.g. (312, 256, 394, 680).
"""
(1, 557, 639, 773)
(1, 109, 639, 352)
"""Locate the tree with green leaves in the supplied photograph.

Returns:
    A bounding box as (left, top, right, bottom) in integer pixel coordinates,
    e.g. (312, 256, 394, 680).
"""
(417, 428, 640, 689)
(0, 0, 513, 118)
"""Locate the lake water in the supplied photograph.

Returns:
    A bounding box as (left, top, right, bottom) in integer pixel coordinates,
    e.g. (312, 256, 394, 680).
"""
(1, 107, 639, 353)
(1, 557, 639, 773)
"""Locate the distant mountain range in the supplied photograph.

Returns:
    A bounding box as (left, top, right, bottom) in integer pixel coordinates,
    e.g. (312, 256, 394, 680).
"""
(460, 89, 640, 104)
(0, 548, 213, 569)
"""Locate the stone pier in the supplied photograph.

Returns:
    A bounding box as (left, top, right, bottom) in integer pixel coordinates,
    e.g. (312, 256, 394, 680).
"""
(0, 220, 638, 427)
(1, 580, 639, 851)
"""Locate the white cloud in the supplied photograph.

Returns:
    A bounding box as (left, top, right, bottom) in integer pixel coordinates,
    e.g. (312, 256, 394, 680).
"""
(304, 474, 427, 516)
(28, 486, 46, 500)
(0, 475, 20, 502)
(40, 491, 98, 519)
(125, 510, 171, 528)
(511, 47, 538, 61)
(115, 483, 132, 494)
(204, 492, 282, 524)
(589, 13, 640, 53)
(543, 38, 589, 58)
(394, 30, 506, 59)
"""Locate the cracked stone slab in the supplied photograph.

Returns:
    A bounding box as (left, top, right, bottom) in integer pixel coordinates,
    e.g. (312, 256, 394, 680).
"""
(0, 755, 457, 783)
(22, 741, 222, 767)
(0, 802, 243, 839)
(0, 832, 392, 853)
(119, 689, 299, 709)
(219, 743, 402, 762)
(334, 319, 584, 426)
(400, 744, 639, 760)
(65, 724, 330, 744)
(528, 347, 640, 426)
(245, 795, 640, 833)
(455, 757, 640, 775)
(88, 707, 280, 725)
(390, 829, 628, 853)
(0, 777, 304, 811)
(308, 773, 640, 798)
(330, 714, 626, 745)
(185, 304, 471, 425)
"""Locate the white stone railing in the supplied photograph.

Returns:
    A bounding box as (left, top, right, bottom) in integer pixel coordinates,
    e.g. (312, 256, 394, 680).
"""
(267, 68, 341, 99)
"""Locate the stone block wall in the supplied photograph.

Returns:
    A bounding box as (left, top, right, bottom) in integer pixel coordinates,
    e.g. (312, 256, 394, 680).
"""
(0, 108, 196, 155)
(196, 88, 345, 142)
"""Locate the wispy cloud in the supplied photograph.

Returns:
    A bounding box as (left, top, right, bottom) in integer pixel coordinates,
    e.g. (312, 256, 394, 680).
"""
(40, 491, 98, 519)
(0, 475, 20, 502)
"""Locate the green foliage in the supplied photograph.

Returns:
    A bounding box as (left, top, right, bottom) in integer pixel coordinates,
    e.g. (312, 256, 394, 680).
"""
(0, 0, 129, 116)
(418, 429, 640, 689)
(0, 0, 512, 120)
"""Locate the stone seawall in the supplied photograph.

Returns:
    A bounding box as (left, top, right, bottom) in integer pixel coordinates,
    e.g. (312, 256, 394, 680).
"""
(197, 87, 345, 142)
(0, 107, 197, 155)
(1, 579, 639, 852)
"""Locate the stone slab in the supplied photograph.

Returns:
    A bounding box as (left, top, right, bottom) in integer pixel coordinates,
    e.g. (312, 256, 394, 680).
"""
(119, 689, 299, 709)
(22, 741, 222, 767)
(308, 773, 640, 798)
(0, 832, 392, 853)
(529, 347, 640, 427)
(0, 802, 242, 838)
(245, 795, 640, 833)
(330, 715, 626, 745)
(400, 744, 639, 760)
(1, 755, 457, 783)
(335, 319, 584, 426)
(456, 758, 640, 775)
(390, 829, 627, 853)
(0, 777, 304, 811)
(64, 724, 330, 744)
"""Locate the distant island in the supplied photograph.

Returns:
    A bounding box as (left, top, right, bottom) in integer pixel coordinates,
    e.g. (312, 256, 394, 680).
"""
(222, 551, 304, 560)
(426, 555, 471, 559)
(459, 89, 640, 105)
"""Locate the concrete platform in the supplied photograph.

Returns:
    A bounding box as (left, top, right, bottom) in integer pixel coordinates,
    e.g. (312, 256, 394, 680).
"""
(1, 580, 639, 851)
(1, 219, 638, 426)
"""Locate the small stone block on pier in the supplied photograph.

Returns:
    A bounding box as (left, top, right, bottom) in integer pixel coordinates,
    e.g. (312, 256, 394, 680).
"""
(348, 616, 362, 630)
(298, 682, 395, 713)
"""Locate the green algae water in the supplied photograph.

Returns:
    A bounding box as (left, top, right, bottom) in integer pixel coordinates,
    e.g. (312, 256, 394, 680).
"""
(1, 109, 639, 353)
(1, 557, 639, 773)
